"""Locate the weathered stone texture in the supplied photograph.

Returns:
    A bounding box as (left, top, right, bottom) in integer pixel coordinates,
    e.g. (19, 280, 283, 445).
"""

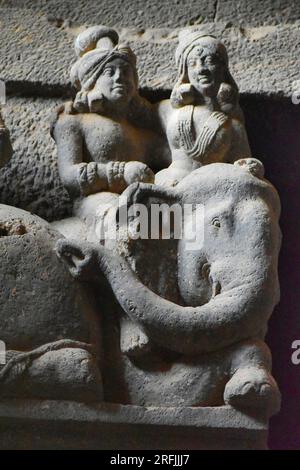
(2, 0, 299, 28)
(0, 96, 70, 220)
(0, 0, 300, 452)
(0, 5, 298, 96)
(0, 8, 74, 91)
(0, 2, 298, 220)
(126, 23, 299, 97)
(0, 0, 217, 28)
(215, 0, 300, 25)
(0, 205, 99, 350)
(0, 400, 268, 450)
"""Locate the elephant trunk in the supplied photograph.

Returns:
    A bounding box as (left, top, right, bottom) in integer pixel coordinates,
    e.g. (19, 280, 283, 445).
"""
(98, 247, 278, 355)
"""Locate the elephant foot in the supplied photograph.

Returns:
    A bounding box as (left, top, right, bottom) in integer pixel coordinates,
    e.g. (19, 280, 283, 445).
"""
(224, 366, 281, 417)
(0, 343, 103, 402)
(27, 347, 104, 402)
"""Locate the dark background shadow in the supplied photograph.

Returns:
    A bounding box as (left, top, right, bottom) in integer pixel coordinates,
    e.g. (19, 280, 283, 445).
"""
(241, 96, 300, 450)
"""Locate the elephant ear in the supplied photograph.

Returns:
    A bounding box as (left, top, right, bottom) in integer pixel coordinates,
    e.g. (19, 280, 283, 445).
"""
(116, 182, 183, 304)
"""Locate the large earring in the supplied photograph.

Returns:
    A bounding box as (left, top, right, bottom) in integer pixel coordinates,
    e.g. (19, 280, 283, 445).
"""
(217, 83, 236, 113)
(171, 82, 196, 108)
(88, 92, 105, 114)
(74, 90, 89, 113)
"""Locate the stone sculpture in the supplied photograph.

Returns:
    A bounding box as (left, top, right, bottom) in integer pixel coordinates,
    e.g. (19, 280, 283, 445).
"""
(0, 25, 282, 449)
(57, 159, 281, 416)
(0, 205, 103, 402)
(51, 25, 169, 242)
(0, 93, 102, 403)
(51, 27, 281, 416)
(155, 29, 251, 187)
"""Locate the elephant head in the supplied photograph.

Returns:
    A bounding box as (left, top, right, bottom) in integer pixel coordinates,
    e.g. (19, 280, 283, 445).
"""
(57, 159, 281, 357)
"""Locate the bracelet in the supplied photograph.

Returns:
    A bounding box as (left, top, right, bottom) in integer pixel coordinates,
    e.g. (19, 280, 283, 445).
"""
(78, 162, 98, 196)
(106, 161, 126, 192)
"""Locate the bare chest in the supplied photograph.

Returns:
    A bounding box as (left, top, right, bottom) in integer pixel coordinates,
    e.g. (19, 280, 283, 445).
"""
(81, 115, 145, 163)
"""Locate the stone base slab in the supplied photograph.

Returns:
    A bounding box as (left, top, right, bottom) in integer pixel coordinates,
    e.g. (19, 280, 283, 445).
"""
(0, 400, 268, 449)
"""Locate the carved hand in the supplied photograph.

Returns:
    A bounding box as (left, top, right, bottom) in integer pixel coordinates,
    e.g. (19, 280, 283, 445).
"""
(78, 162, 107, 195)
(124, 161, 155, 186)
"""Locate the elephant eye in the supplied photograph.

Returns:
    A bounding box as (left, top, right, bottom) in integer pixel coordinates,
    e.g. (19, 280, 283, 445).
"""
(212, 218, 221, 228)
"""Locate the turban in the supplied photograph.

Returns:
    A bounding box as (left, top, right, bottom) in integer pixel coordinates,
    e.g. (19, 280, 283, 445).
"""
(70, 25, 138, 93)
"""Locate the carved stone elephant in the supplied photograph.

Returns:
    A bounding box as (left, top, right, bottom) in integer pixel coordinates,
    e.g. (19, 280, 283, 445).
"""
(0, 205, 103, 401)
(57, 159, 281, 417)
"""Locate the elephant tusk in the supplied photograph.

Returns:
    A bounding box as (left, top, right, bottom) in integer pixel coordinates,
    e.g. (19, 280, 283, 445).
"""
(201, 262, 221, 299)
(212, 280, 221, 298)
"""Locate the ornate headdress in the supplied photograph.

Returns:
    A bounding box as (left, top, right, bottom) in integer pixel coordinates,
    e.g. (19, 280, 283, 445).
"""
(175, 28, 228, 81)
(70, 26, 138, 111)
(171, 28, 237, 111)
